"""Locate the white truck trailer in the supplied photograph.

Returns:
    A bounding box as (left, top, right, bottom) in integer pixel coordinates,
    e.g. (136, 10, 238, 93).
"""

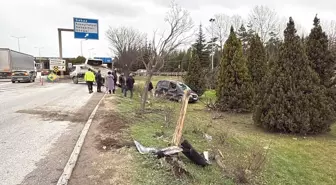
(0, 48, 36, 79)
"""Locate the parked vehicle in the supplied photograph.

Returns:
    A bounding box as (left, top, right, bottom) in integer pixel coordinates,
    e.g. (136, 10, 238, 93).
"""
(11, 70, 36, 83)
(41, 69, 50, 76)
(70, 58, 111, 84)
(154, 80, 199, 103)
(0, 48, 36, 79)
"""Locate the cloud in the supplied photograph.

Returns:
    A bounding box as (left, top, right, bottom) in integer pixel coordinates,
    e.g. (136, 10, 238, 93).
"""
(61, 0, 145, 17)
(147, 0, 336, 13)
(0, 0, 335, 58)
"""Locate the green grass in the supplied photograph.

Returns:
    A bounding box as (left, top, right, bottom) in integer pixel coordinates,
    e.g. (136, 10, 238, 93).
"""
(112, 76, 336, 185)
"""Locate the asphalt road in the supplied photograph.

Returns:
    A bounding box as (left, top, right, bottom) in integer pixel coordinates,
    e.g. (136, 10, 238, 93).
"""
(0, 80, 104, 185)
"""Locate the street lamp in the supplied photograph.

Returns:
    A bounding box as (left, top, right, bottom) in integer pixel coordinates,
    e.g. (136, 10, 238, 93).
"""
(209, 18, 215, 71)
(11, 36, 26, 52)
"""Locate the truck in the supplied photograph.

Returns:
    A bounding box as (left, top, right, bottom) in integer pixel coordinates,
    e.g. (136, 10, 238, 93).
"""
(70, 58, 112, 84)
(0, 48, 36, 79)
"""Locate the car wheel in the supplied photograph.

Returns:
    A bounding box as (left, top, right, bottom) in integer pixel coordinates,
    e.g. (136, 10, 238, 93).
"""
(12, 81, 15, 83)
(177, 96, 183, 103)
(73, 77, 79, 84)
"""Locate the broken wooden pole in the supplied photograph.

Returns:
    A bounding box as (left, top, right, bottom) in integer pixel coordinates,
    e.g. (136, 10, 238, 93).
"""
(172, 90, 191, 146)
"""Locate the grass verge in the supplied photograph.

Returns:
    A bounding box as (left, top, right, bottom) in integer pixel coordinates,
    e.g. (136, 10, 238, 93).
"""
(111, 76, 336, 185)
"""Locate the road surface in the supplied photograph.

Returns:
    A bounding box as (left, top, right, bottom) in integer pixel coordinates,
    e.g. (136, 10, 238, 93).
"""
(0, 80, 104, 185)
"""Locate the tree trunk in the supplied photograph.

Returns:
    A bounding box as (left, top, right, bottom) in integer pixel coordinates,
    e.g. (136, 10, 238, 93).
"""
(140, 71, 153, 113)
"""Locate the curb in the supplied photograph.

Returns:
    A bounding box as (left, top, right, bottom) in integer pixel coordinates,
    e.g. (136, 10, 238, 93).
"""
(56, 94, 106, 185)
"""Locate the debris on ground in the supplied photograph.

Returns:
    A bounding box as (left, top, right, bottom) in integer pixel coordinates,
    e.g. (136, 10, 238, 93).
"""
(204, 133, 213, 141)
(134, 140, 183, 157)
(181, 139, 210, 167)
(134, 139, 211, 167)
(134, 140, 158, 154)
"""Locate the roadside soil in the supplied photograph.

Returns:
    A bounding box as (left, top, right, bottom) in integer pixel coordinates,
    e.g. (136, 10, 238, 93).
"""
(69, 96, 134, 185)
(19, 93, 104, 185)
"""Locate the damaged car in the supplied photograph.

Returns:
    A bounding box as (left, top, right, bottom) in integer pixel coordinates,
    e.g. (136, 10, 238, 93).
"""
(154, 80, 199, 103)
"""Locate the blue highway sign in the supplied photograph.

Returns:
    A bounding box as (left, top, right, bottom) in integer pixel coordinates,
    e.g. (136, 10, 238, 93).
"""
(73, 17, 99, 40)
(94, 57, 113, 64)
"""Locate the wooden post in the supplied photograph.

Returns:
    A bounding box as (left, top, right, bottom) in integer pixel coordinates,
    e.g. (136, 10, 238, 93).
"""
(172, 90, 191, 146)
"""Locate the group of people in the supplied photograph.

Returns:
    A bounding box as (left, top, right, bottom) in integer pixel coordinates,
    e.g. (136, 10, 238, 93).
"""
(84, 69, 135, 98)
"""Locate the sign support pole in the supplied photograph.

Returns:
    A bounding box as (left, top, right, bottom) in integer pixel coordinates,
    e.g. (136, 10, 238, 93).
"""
(58, 28, 74, 79)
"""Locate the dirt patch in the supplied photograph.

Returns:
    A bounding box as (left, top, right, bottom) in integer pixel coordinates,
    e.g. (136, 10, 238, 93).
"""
(98, 137, 133, 151)
(69, 97, 133, 185)
(17, 93, 104, 123)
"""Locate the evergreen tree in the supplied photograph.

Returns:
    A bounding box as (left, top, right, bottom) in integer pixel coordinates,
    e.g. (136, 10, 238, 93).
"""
(216, 27, 253, 112)
(247, 34, 267, 94)
(237, 24, 249, 55)
(184, 49, 206, 96)
(253, 17, 334, 134)
(193, 24, 210, 68)
(307, 15, 336, 88)
(265, 32, 282, 69)
(237, 23, 255, 55)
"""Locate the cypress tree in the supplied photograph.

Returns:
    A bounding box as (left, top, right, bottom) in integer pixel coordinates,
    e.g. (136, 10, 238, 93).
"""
(247, 34, 267, 93)
(184, 49, 206, 96)
(307, 15, 336, 89)
(253, 17, 334, 134)
(216, 27, 253, 112)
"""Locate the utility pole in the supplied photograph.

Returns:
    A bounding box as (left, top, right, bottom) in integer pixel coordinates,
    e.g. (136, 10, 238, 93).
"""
(58, 28, 74, 78)
(209, 18, 215, 71)
(34, 47, 44, 68)
(11, 36, 26, 52)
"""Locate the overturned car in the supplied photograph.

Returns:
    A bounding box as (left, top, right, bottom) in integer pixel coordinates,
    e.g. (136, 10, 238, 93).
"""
(154, 80, 199, 103)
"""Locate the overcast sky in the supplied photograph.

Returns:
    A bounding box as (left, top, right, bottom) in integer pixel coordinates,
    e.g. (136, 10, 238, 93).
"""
(0, 0, 335, 58)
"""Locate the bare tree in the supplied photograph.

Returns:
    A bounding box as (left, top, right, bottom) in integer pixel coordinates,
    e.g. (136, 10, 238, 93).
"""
(206, 14, 231, 51)
(231, 14, 245, 32)
(139, 1, 194, 112)
(322, 20, 336, 50)
(248, 5, 279, 43)
(106, 26, 146, 74)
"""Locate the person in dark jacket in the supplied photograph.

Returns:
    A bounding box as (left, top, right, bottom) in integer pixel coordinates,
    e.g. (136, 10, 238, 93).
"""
(124, 74, 135, 98)
(148, 81, 154, 98)
(112, 70, 117, 89)
(119, 73, 126, 93)
(95, 70, 102, 92)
